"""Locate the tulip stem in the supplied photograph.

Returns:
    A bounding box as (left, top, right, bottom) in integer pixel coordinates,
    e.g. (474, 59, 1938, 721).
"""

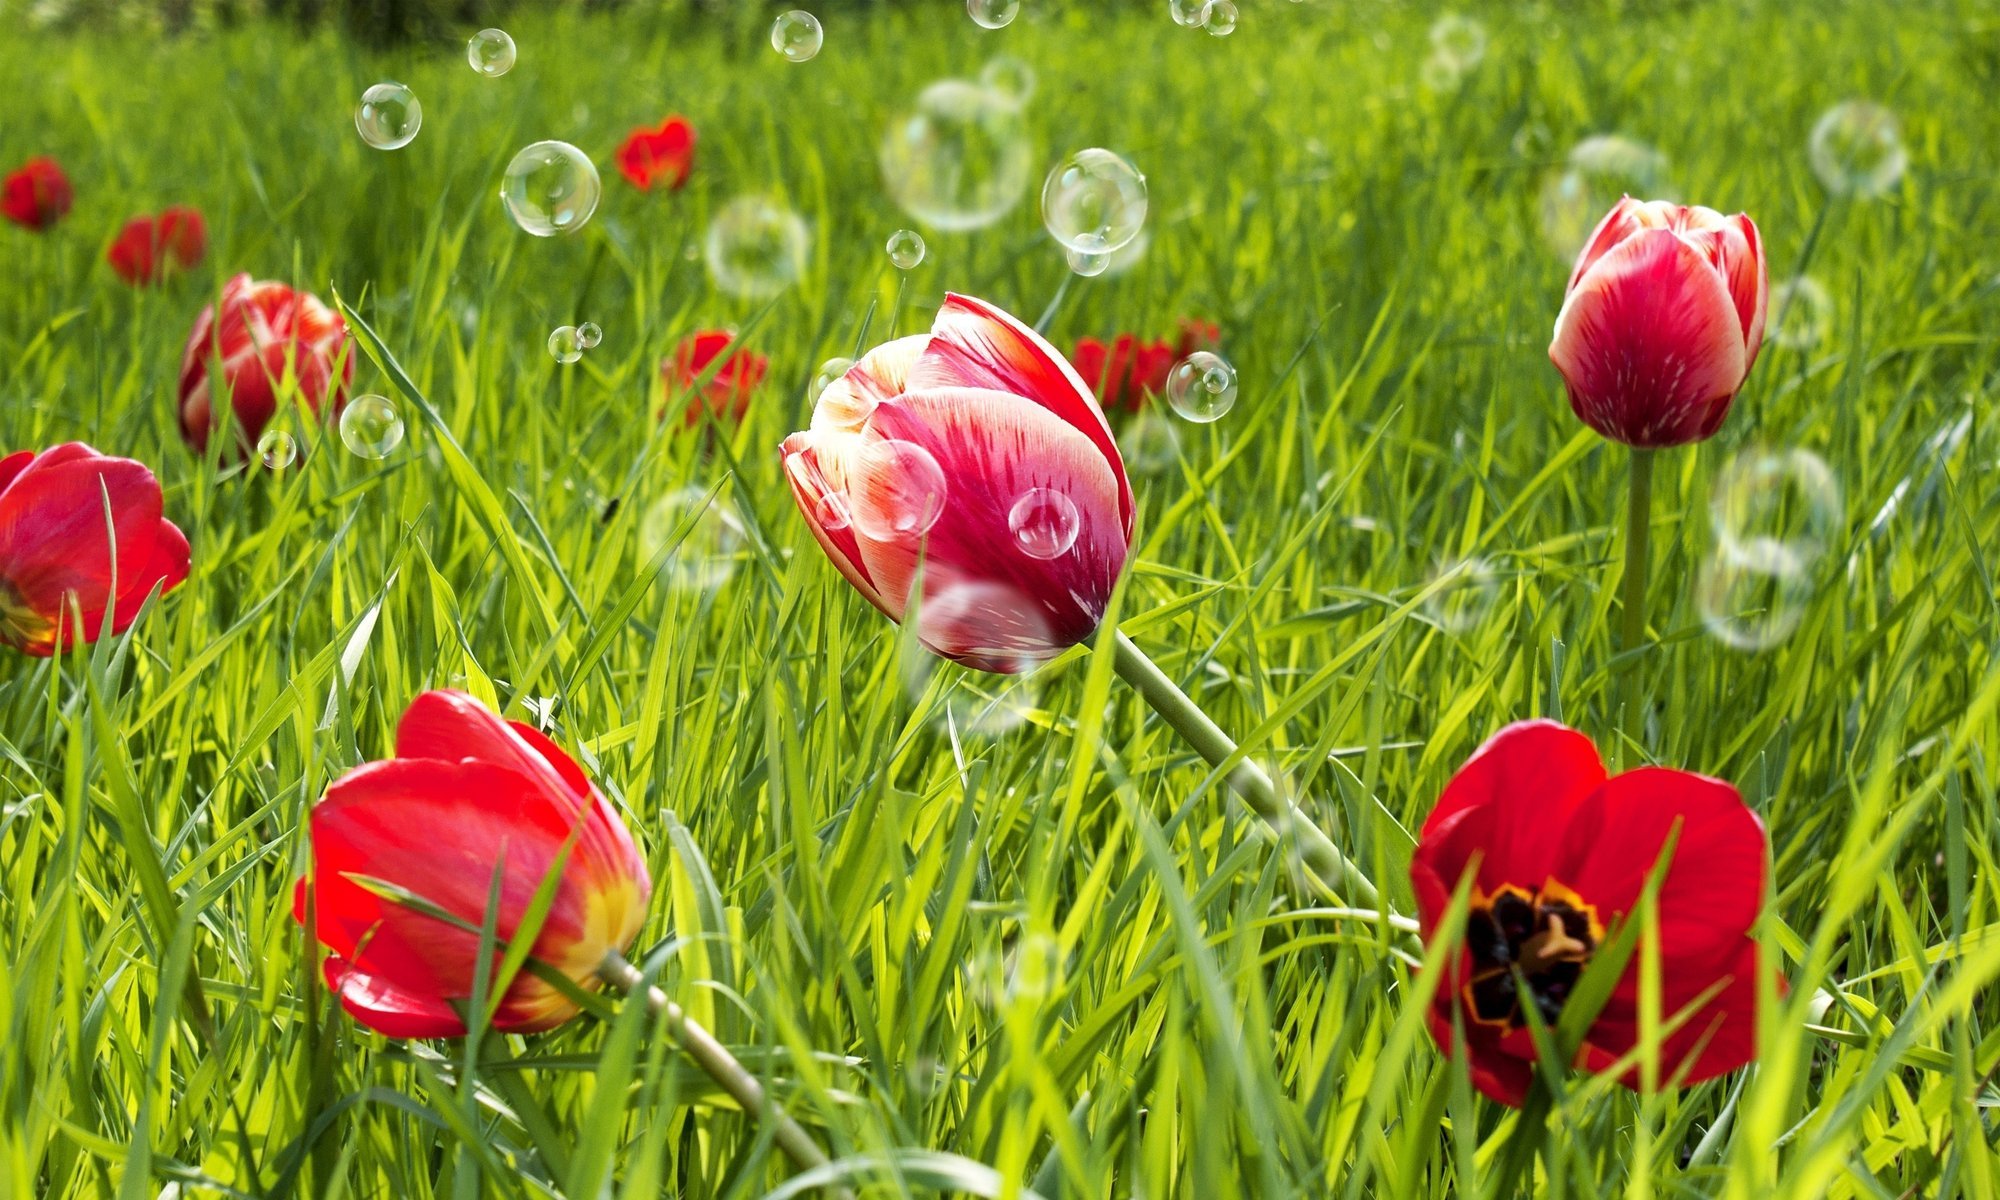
(1618, 448, 1655, 755)
(1111, 630, 1384, 913)
(597, 953, 847, 1193)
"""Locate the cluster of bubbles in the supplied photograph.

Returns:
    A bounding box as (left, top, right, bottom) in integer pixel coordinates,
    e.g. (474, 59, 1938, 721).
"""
(706, 196, 811, 299)
(770, 10, 823, 62)
(1042, 148, 1148, 276)
(547, 321, 604, 364)
(501, 141, 602, 237)
(466, 28, 516, 76)
(1537, 135, 1671, 256)
(1769, 276, 1834, 351)
(355, 82, 421, 150)
(966, 0, 1018, 29)
(880, 78, 1033, 231)
(1698, 450, 1843, 651)
(253, 395, 408, 469)
(1420, 13, 1486, 90)
(638, 488, 750, 594)
(1808, 101, 1907, 199)
(1167, 0, 1236, 35)
(885, 228, 927, 270)
(1165, 351, 1237, 422)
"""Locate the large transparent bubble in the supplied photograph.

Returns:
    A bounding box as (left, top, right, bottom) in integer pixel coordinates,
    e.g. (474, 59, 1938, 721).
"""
(1808, 101, 1907, 199)
(355, 82, 421, 150)
(500, 141, 602, 237)
(879, 80, 1033, 232)
(1041, 147, 1148, 254)
(704, 196, 811, 299)
(1537, 135, 1671, 257)
(1709, 449, 1843, 575)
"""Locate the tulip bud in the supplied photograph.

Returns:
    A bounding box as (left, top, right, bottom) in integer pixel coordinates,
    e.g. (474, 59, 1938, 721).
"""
(1550, 197, 1767, 448)
(177, 274, 354, 457)
(1, 157, 73, 231)
(106, 206, 207, 286)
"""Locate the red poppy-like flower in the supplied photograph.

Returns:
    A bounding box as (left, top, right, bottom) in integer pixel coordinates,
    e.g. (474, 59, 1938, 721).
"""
(2, 157, 74, 231)
(1073, 333, 1176, 413)
(782, 294, 1133, 672)
(1550, 197, 1767, 448)
(664, 330, 767, 427)
(1411, 720, 1772, 1106)
(177, 274, 354, 456)
(0, 443, 191, 656)
(106, 206, 207, 286)
(616, 116, 696, 191)
(295, 689, 652, 1038)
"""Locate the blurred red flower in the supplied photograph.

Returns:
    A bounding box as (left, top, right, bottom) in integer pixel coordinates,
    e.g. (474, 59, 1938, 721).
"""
(2, 157, 74, 231)
(1073, 317, 1220, 412)
(106, 206, 207, 286)
(295, 690, 652, 1038)
(616, 116, 696, 191)
(0, 443, 190, 656)
(1410, 720, 1774, 1106)
(177, 274, 354, 457)
(664, 330, 767, 427)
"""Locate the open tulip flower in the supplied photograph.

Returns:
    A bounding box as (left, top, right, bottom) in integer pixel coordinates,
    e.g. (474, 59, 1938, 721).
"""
(781, 293, 1134, 672)
(177, 274, 353, 457)
(1550, 197, 1767, 448)
(295, 690, 651, 1038)
(2, 156, 74, 231)
(616, 115, 696, 191)
(1410, 720, 1773, 1107)
(106, 206, 207, 286)
(0, 444, 191, 656)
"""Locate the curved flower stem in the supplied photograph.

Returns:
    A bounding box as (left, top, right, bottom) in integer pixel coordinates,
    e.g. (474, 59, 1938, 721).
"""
(597, 952, 847, 1193)
(1111, 630, 1383, 912)
(1617, 447, 1655, 758)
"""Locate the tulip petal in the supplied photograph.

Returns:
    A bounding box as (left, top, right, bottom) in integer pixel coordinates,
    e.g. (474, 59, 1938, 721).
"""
(1565, 195, 1649, 292)
(0, 449, 168, 617)
(322, 954, 469, 1039)
(394, 689, 579, 801)
(0, 451, 33, 494)
(812, 335, 928, 433)
(1414, 720, 1607, 902)
(1428, 1009, 1534, 1107)
(781, 435, 896, 619)
(1571, 941, 1764, 1090)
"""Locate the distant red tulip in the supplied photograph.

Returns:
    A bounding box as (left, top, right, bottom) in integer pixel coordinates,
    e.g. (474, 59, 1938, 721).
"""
(782, 294, 1133, 672)
(1550, 197, 1767, 447)
(177, 274, 353, 456)
(1074, 317, 1221, 413)
(0, 443, 190, 656)
(664, 330, 767, 427)
(295, 689, 652, 1038)
(1174, 317, 1221, 359)
(2, 157, 74, 231)
(1411, 720, 1773, 1107)
(106, 206, 207, 286)
(616, 116, 696, 191)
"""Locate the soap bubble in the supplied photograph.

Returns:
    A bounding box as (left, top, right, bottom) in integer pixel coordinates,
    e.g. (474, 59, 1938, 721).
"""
(1428, 13, 1487, 69)
(355, 82, 421, 150)
(1808, 101, 1907, 199)
(1769, 276, 1833, 350)
(1165, 351, 1237, 422)
(886, 228, 926, 269)
(1422, 555, 1501, 633)
(500, 141, 602, 237)
(879, 79, 1033, 231)
(1537, 135, 1671, 257)
(1168, 0, 1206, 27)
(850, 439, 947, 542)
(966, 0, 1018, 29)
(1008, 488, 1081, 559)
(257, 429, 298, 470)
(810, 356, 854, 400)
(577, 321, 603, 349)
(705, 195, 810, 299)
(338, 394, 404, 459)
(1066, 247, 1109, 276)
(466, 28, 516, 77)
(548, 326, 583, 364)
(900, 576, 1055, 733)
(1419, 51, 1464, 92)
(771, 10, 823, 61)
(979, 56, 1036, 108)
(1696, 552, 1813, 652)
(1041, 147, 1148, 254)
(639, 488, 749, 594)
(1709, 449, 1843, 574)
(1203, 0, 1237, 34)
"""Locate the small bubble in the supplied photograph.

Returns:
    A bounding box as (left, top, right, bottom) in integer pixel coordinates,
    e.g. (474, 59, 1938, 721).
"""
(1042, 147, 1148, 254)
(577, 321, 603, 349)
(257, 429, 298, 470)
(1419, 51, 1463, 92)
(1122, 408, 1182, 475)
(1809, 101, 1907, 199)
(1006, 932, 1063, 1003)
(338, 394, 404, 459)
(548, 326, 583, 364)
(1165, 350, 1237, 422)
(466, 28, 516, 77)
(1065, 247, 1110, 276)
(500, 141, 602, 237)
(355, 82, 421, 150)
(1202, 0, 1237, 34)
(810, 356, 854, 400)
(771, 10, 823, 62)
(1168, 0, 1206, 27)
(1769, 276, 1833, 351)
(1537, 135, 1671, 257)
(1008, 488, 1080, 559)
(899, 577, 1053, 732)
(966, 0, 1019, 29)
(886, 228, 927, 269)
(1422, 555, 1501, 633)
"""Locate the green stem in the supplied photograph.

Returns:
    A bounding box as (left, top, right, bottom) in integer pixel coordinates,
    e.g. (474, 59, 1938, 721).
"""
(1111, 630, 1382, 912)
(1617, 448, 1655, 753)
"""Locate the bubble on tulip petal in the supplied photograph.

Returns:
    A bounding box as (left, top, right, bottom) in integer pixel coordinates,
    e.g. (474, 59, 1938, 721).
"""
(1809, 101, 1906, 199)
(1165, 350, 1237, 422)
(257, 429, 298, 470)
(1422, 555, 1500, 634)
(1696, 552, 1812, 652)
(548, 325, 583, 363)
(979, 56, 1036, 107)
(771, 10, 823, 61)
(1042, 147, 1148, 254)
(899, 576, 1055, 734)
(1066, 247, 1110, 276)
(809, 356, 854, 400)
(466, 28, 516, 76)
(1202, 0, 1237, 34)
(500, 141, 602, 237)
(1769, 276, 1833, 350)
(1008, 488, 1080, 559)
(880, 79, 1033, 232)
(1428, 13, 1487, 69)
(1710, 449, 1843, 574)
(639, 487, 748, 594)
(705, 195, 810, 299)
(966, 0, 1018, 29)
(886, 228, 927, 269)
(338, 394, 404, 459)
(1168, 0, 1206, 27)
(1536, 135, 1670, 257)
(577, 321, 603, 349)
(355, 82, 421, 150)
(850, 438, 948, 542)
(1123, 408, 1182, 475)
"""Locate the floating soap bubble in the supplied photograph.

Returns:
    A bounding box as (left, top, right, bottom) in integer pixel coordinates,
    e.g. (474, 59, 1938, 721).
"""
(1165, 350, 1237, 422)
(886, 228, 926, 269)
(355, 82, 421, 150)
(1428, 13, 1487, 69)
(257, 429, 298, 469)
(1422, 555, 1501, 633)
(900, 576, 1054, 734)
(639, 488, 748, 594)
(1808, 101, 1907, 199)
(1042, 147, 1148, 254)
(1511, 121, 1554, 159)
(1168, 0, 1206, 27)
(577, 321, 603, 349)
(1696, 552, 1812, 652)
(1203, 0, 1237, 34)
(851, 439, 947, 542)
(979, 56, 1036, 108)
(1006, 931, 1063, 1003)
(1769, 276, 1833, 350)
(810, 356, 854, 400)
(548, 325, 583, 364)
(1537, 135, 1670, 257)
(966, 0, 1018, 29)
(879, 79, 1033, 231)
(771, 10, 823, 62)
(500, 141, 602, 237)
(338, 394, 404, 459)
(1066, 247, 1109, 276)
(1008, 488, 1080, 559)
(1122, 408, 1182, 474)
(466, 28, 516, 77)
(705, 196, 810, 299)
(1709, 449, 1843, 574)
(1419, 51, 1464, 92)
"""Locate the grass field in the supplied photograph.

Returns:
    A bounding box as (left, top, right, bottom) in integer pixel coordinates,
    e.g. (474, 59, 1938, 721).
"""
(4, 0, 2000, 1196)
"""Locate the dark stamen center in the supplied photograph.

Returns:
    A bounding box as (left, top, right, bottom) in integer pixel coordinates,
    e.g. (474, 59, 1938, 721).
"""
(1461, 883, 1602, 1030)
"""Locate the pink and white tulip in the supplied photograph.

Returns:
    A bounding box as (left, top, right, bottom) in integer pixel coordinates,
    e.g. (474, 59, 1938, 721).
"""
(780, 294, 1134, 673)
(1550, 198, 1767, 448)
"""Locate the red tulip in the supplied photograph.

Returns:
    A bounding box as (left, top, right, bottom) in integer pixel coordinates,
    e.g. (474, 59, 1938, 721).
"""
(0, 443, 190, 656)
(781, 293, 1133, 672)
(177, 274, 354, 456)
(106, 206, 207, 286)
(615, 115, 696, 191)
(1410, 720, 1773, 1106)
(1174, 317, 1221, 359)
(1073, 333, 1175, 413)
(2, 157, 74, 231)
(1550, 197, 1767, 448)
(664, 330, 768, 427)
(295, 690, 652, 1038)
